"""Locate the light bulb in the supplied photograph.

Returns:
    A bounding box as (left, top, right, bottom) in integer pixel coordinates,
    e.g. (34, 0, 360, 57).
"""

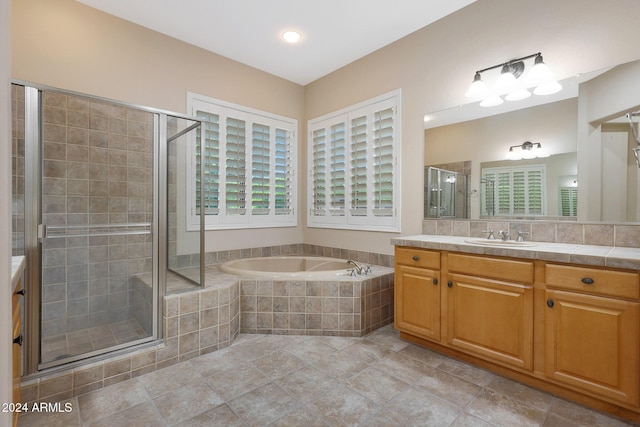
(506, 148, 521, 160)
(522, 145, 537, 159)
(506, 88, 531, 101)
(534, 80, 562, 95)
(465, 73, 489, 99)
(494, 65, 518, 94)
(526, 54, 553, 85)
(282, 31, 301, 43)
(480, 95, 503, 107)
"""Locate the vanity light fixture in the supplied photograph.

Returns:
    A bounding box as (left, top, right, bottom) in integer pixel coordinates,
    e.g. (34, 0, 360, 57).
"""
(505, 141, 550, 160)
(465, 53, 562, 107)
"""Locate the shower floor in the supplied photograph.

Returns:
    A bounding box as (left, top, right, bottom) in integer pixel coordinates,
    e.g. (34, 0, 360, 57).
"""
(41, 318, 149, 365)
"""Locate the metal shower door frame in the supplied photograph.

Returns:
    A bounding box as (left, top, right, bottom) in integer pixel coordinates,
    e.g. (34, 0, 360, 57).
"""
(17, 80, 203, 374)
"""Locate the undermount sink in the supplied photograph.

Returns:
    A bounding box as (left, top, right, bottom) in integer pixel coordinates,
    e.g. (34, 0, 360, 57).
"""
(464, 238, 538, 247)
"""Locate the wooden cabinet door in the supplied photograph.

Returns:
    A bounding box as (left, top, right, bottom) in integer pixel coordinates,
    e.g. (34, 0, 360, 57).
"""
(446, 273, 534, 371)
(395, 264, 441, 341)
(12, 286, 22, 427)
(544, 289, 640, 406)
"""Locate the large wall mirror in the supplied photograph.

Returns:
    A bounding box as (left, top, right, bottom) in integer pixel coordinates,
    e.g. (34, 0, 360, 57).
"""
(424, 59, 640, 223)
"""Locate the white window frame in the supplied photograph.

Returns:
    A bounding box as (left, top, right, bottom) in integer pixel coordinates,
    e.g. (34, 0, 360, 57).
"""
(481, 164, 546, 216)
(186, 92, 297, 230)
(307, 90, 401, 232)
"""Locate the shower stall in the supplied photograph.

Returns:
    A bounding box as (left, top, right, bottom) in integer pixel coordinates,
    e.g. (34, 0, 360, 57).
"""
(11, 82, 204, 373)
(425, 166, 468, 219)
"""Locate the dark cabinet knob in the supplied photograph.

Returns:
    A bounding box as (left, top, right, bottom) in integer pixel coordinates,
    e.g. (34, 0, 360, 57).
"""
(412, 255, 420, 261)
(581, 277, 594, 285)
(432, 278, 438, 285)
(447, 281, 453, 288)
(547, 299, 554, 308)
(16, 289, 25, 296)
(13, 334, 23, 346)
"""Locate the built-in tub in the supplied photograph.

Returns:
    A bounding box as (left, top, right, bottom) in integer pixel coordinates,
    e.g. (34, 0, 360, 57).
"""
(221, 256, 351, 278)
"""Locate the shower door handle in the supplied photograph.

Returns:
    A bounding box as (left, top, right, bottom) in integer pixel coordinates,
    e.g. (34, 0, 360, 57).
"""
(37, 224, 46, 240)
(41, 223, 152, 239)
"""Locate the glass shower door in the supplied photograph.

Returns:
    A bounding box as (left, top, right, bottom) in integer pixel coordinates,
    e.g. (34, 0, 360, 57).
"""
(37, 88, 157, 367)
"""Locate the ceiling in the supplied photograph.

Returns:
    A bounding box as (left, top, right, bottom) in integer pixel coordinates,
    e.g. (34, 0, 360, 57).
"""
(76, 0, 476, 86)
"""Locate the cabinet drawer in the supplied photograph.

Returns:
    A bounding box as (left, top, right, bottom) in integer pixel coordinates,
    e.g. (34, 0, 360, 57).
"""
(395, 247, 440, 269)
(448, 253, 534, 284)
(545, 264, 639, 300)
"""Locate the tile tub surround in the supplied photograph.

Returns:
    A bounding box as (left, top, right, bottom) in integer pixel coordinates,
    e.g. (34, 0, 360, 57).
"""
(18, 325, 633, 427)
(238, 266, 394, 337)
(424, 218, 640, 248)
(20, 254, 393, 405)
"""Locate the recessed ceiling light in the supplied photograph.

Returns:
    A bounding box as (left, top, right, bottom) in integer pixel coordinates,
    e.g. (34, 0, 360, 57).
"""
(282, 30, 301, 43)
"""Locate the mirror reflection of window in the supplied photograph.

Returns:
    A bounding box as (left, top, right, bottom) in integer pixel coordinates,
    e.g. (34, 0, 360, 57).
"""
(481, 165, 546, 217)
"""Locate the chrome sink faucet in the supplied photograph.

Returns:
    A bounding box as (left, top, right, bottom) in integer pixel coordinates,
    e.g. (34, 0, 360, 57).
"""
(498, 230, 511, 241)
(483, 229, 496, 240)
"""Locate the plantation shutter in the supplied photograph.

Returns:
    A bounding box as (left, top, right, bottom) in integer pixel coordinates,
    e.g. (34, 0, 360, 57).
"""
(350, 114, 368, 216)
(189, 93, 297, 229)
(225, 116, 246, 215)
(330, 122, 346, 215)
(196, 111, 220, 215)
(251, 123, 270, 215)
(560, 187, 578, 217)
(373, 107, 394, 216)
(496, 171, 511, 215)
(307, 90, 400, 231)
(483, 165, 546, 216)
(526, 169, 543, 215)
(481, 174, 496, 216)
(311, 128, 327, 216)
(512, 171, 526, 214)
(274, 127, 292, 214)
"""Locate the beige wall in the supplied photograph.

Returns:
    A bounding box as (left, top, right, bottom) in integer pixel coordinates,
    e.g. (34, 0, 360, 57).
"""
(577, 60, 640, 222)
(11, 0, 305, 252)
(304, 0, 640, 254)
(1, 0, 12, 423)
(11, 0, 640, 257)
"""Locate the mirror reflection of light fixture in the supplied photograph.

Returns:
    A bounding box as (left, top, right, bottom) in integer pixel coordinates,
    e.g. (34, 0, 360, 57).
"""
(465, 53, 562, 107)
(506, 141, 550, 160)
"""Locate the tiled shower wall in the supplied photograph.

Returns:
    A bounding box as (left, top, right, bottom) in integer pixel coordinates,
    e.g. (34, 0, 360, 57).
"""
(11, 84, 25, 256)
(38, 89, 155, 338)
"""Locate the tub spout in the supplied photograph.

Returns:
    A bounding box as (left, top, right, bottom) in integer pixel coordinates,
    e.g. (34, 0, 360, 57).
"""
(347, 260, 370, 275)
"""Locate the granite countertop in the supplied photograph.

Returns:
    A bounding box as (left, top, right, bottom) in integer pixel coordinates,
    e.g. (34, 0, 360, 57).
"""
(11, 256, 26, 292)
(391, 235, 640, 270)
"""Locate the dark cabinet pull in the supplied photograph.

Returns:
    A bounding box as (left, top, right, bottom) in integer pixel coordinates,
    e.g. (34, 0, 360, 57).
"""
(412, 255, 420, 261)
(581, 277, 594, 285)
(16, 289, 25, 296)
(447, 280, 453, 288)
(432, 278, 438, 285)
(547, 298, 554, 308)
(13, 334, 23, 346)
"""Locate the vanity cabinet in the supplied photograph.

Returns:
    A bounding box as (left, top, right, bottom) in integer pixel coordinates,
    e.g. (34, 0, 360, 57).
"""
(544, 264, 640, 407)
(394, 247, 441, 341)
(394, 245, 640, 422)
(446, 253, 534, 371)
(12, 276, 23, 427)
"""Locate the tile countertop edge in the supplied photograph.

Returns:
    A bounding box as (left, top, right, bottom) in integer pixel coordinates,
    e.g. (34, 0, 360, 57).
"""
(11, 255, 26, 291)
(391, 235, 640, 269)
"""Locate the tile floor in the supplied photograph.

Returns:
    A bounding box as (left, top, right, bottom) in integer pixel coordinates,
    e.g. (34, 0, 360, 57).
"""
(20, 325, 636, 427)
(41, 319, 149, 364)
